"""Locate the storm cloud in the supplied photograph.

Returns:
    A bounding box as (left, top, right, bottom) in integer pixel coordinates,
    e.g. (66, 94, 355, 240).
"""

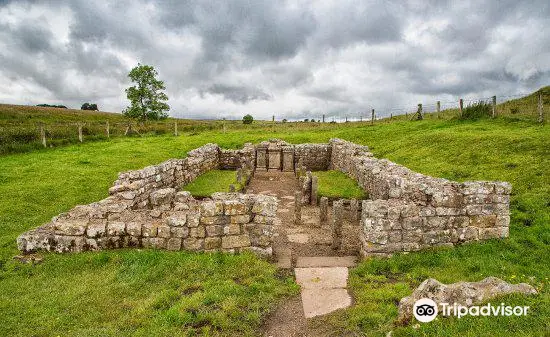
(0, 0, 548, 120)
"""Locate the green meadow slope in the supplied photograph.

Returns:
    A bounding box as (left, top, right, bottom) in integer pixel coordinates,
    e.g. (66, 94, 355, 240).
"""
(0, 104, 548, 335)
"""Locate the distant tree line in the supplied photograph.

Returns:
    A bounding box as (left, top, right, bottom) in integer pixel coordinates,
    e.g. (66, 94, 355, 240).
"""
(36, 104, 67, 109)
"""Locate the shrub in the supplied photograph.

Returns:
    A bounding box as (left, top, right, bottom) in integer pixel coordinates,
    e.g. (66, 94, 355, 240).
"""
(460, 101, 491, 120)
(242, 114, 253, 124)
(81, 103, 99, 111)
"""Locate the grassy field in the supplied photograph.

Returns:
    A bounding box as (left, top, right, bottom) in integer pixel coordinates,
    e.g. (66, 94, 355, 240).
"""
(182, 170, 243, 197)
(1, 86, 547, 156)
(0, 103, 548, 335)
(313, 170, 367, 200)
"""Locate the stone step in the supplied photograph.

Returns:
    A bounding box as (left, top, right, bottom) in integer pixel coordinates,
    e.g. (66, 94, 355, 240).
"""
(295, 256, 357, 268)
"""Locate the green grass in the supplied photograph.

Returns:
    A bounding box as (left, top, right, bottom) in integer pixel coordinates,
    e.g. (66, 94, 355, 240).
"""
(313, 170, 367, 200)
(0, 107, 548, 335)
(182, 170, 242, 197)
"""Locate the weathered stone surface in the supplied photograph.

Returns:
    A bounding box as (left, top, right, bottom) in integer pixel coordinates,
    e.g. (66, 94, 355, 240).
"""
(107, 222, 125, 236)
(222, 234, 251, 249)
(86, 220, 106, 238)
(53, 219, 88, 236)
(398, 277, 537, 324)
(166, 238, 182, 251)
(149, 188, 176, 206)
(126, 222, 142, 237)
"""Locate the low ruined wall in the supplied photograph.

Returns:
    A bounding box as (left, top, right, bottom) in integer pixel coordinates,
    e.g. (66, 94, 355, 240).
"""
(361, 196, 510, 256)
(108, 143, 220, 209)
(17, 191, 277, 256)
(329, 138, 511, 256)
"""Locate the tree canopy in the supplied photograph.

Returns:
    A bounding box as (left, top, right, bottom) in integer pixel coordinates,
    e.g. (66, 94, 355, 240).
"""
(123, 64, 170, 121)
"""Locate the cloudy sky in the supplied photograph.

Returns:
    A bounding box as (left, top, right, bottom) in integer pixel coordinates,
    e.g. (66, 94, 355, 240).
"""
(0, 0, 548, 120)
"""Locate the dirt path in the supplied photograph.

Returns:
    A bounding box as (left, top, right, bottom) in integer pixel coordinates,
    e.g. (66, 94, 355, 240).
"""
(246, 171, 356, 337)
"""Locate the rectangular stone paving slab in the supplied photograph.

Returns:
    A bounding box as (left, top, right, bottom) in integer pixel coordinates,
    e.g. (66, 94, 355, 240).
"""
(295, 256, 357, 268)
(295, 267, 348, 289)
(300, 288, 352, 318)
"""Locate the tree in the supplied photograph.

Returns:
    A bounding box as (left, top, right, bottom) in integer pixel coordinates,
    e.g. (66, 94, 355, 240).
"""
(242, 114, 253, 124)
(81, 103, 98, 111)
(123, 64, 170, 121)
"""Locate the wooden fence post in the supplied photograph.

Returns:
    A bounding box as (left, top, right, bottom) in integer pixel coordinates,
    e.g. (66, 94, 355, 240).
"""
(106, 121, 110, 138)
(436, 101, 441, 118)
(78, 124, 83, 142)
(40, 123, 46, 147)
(539, 91, 544, 123)
(492, 96, 497, 118)
(272, 115, 275, 122)
(174, 122, 178, 136)
(322, 114, 325, 123)
(345, 116, 348, 123)
(371, 109, 375, 125)
(459, 98, 464, 116)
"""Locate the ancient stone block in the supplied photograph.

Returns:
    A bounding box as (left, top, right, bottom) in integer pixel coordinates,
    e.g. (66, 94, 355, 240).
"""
(149, 188, 176, 206)
(183, 237, 203, 251)
(205, 225, 223, 237)
(402, 217, 422, 230)
(200, 216, 226, 225)
(200, 201, 217, 217)
(204, 237, 222, 250)
(143, 237, 166, 249)
(282, 147, 294, 172)
(230, 214, 251, 224)
(126, 222, 142, 236)
(451, 227, 478, 242)
(107, 222, 126, 236)
(53, 219, 88, 236)
(224, 224, 241, 235)
(224, 200, 247, 215)
(222, 234, 251, 249)
(478, 227, 501, 240)
(142, 223, 159, 237)
(87, 220, 107, 238)
(470, 215, 497, 228)
(186, 213, 200, 227)
(189, 226, 206, 238)
(170, 226, 189, 238)
(167, 238, 182, 251)
(268, 149, 281, 170)
(166, 213, 187, 227)
(157, 224, 171, 238)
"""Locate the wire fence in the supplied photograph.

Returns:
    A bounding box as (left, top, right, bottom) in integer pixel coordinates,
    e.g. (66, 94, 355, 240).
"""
(0, 90, 547, 155)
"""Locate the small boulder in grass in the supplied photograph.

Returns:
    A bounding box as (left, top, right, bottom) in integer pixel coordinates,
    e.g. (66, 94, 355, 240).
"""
(13, 254, 44, 265)
(398, 277, 537, 324)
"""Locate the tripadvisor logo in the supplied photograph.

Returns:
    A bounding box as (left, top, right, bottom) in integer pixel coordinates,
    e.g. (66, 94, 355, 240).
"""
(413, 298, 530, 323)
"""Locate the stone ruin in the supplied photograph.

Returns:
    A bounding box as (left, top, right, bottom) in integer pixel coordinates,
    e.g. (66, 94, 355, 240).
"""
(17, 138, 511, 258)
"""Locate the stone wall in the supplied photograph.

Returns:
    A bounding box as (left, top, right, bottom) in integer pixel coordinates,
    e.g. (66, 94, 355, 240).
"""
(294, 143, 332, 171)
(328, 138, 511, 256)
(108, 143, 220, 209)
(219, 143, 256, 170)
(17, 191, 277, 256)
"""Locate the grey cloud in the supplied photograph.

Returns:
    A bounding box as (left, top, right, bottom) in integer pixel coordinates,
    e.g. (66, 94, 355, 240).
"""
(0, 0, 549, 118)
(202, 84, 272, 104)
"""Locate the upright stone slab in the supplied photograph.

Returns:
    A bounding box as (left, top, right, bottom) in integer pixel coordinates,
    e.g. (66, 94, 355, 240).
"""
(311, 175, 318, 205)
(282, 146, 295, 172)
(256, 146, 268, 171)
(320, 197, 328, 226)
(268, 145, 281, 170)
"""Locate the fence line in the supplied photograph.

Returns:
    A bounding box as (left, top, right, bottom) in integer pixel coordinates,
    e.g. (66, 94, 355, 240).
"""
(0, 90, 547, 153)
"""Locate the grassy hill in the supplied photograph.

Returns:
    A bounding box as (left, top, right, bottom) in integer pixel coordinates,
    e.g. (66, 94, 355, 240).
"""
(0, 111, 548, 335)
(1, 86, 548, 155)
